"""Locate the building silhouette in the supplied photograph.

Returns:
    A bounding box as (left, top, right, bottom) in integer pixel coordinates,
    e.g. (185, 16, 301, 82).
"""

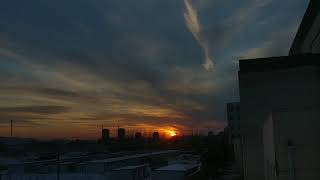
(135, 132, 142, 140)
(152, 132, 160, 142)
(118, 128, 126, 141)
(226, 102, 243, 174)
(101, 128, 110, 144)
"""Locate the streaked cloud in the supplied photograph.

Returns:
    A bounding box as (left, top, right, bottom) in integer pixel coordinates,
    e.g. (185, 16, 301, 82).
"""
(184, 0, 214, 71)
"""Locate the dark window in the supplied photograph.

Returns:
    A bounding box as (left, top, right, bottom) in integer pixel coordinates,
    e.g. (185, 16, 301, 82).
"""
(236, 104, 240, 111)
(229, 116, 234, 121)
(228, 104, 234, 112)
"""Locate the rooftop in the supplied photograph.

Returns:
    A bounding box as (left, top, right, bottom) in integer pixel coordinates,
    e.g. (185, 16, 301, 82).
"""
(239, 54, 320, 73)
(89, 150, 177, 164)
(156, 163, 199, 172)
(113, 164, 148, 170)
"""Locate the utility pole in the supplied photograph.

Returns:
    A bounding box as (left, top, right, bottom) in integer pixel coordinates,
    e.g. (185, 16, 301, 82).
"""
(10, 120, 13, 137)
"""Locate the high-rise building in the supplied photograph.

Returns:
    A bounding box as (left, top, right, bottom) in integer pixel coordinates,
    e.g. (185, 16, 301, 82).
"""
(238, 1, 320, 179)
(290, 0, 320, 55)
(226, 102, 243, 174)
(101, 128, 110, 144)
(227, 102, 241, 144)
(135, 132, 142, 140)
(118, 128, 126, 140)
(152, 132, 160, 142)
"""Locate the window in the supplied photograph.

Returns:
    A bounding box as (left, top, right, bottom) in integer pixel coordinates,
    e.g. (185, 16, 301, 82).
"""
(228, 104, 234, 112)
(236, 104, 240, 111)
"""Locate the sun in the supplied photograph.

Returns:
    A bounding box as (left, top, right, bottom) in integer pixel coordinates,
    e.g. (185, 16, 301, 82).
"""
(168, 130, 177, 137)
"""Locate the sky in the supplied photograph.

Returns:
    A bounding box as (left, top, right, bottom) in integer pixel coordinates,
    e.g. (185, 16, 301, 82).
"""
(0, 0, 309, 139)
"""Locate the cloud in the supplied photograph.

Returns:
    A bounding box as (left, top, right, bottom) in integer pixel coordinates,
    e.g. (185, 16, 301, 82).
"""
(183, 0, 214, 71)
(0, 106, 70, 115)
(237, 23, 299, 59)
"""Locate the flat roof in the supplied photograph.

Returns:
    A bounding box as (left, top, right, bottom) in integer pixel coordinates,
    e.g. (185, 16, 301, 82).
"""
(239, 54, 320, 73)
(113, 164, 148, 170)
(156, 163, 198, 172)
(89, 150, 177, 164)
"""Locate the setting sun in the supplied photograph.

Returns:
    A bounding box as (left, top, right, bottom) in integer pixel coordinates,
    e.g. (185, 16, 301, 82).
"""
(168, 130, 177, 137)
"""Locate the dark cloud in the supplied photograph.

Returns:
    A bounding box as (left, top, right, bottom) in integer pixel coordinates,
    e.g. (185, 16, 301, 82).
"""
(0, 106, 70, 115)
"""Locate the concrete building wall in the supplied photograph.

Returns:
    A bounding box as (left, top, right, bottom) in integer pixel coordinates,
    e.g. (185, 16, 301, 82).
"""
(239, 65, 320, 180)
(227, 102, 243, 173)
(300, 13, 320, 54)
(227, 102, 241, 143)
(263, 114, 275, 180)
(290, 0, 320, 55)
(272, 106, 320, 180)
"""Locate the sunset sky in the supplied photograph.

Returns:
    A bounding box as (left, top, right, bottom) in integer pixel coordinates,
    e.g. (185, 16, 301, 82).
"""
(0, 0, 309, 139)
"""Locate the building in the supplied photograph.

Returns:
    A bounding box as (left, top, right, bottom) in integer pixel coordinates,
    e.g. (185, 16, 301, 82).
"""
(207, 131, 214, 137)
(227, 102, 241, 143)
(238, 1, 320, 180)
(152, 132, 160, 142)
(135, 132, 142, 140)
(101, 128, 110, 144)
(153, 163, 200, 180)
(226, 102, 243, 174)
(118, 128, 126, 140)
(290, 0, 320, 55)
(239, 54, 320, 180)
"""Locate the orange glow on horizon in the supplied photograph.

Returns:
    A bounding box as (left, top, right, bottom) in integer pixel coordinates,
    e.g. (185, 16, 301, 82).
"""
(168, 130, 177, 137)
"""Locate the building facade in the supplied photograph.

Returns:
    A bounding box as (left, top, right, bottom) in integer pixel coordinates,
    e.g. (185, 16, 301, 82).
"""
(102, 128, 110, 144)
(118, 128, 126, 140)
(238, 54, 320, 180)
(226, 102, 243, 174)
(290, 0, 320, 55)
(238, 1, 320, 179)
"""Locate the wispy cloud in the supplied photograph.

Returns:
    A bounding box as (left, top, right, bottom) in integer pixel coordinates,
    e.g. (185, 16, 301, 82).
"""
(183, 0, 214, 71)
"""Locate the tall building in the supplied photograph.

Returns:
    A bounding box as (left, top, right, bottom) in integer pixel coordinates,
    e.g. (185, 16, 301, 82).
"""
(118, 128, 126, 140)
(226, 102, 243, 174)
(135, 132, 142, 140)
(227, 102, 241, 143)
(290, 0, 320, 55)
(101, 128, 110, 144)
(238, 2, 320, 180)
(239, 54, 320, 180)
(152, 132, 160, 142)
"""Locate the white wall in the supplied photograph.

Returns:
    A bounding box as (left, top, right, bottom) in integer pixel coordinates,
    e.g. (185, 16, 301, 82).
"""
(239, 65, 320, 180)
(263, 114, 275, 180)
(273, 106, 320, 180)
